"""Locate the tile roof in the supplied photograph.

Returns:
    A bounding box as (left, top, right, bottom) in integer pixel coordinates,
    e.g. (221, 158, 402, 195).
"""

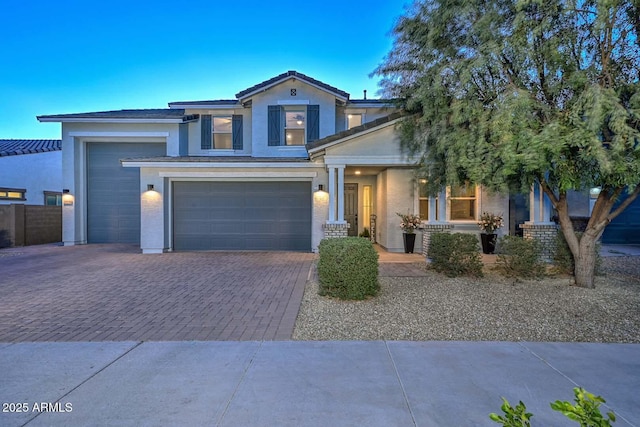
(120, 156, 311, 163)
(306, 111, 405, 151)
(235, 70, 350, 99)
(168, 100, 240, 107)
(38, 109, 196, 121)
(0, 139, 61, 157)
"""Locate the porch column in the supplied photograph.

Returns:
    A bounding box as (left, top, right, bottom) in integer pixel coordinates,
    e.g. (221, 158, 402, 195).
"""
(337, 165, 345, 222)
(527, 182, 553, 224)
(438, 189, 447, 222)
(428, 197, 437, 222)
(328, 166, 336, 222)
(522, 182, 558, 262)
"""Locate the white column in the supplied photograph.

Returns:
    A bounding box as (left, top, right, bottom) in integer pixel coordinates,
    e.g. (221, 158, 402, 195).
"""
(428, 197, 437, 223)
(438, 189, 447, 222)
(328, 166, 336, 222)
(527, 182, 553, 224)
(337, 165, 345, 222)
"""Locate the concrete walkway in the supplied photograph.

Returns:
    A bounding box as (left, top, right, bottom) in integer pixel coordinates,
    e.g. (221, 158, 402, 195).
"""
(0, 341, 638, 426)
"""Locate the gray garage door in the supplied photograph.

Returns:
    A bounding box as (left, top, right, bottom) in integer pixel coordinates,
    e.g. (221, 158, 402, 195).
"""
(87, 142, 165, 243)
(602, 196, 640, 244)
(173, 181, 311, 251)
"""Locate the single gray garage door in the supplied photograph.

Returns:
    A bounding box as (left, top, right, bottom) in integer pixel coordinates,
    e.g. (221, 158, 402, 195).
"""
(87, 142, 165, 243)
(602, 195, 640, 244)
(173, 181, 311, 251)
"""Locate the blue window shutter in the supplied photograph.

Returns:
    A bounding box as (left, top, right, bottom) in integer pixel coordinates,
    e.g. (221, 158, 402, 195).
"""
(268, 105, 281, 146)
(201, 115, 212, 149)
(232, 115, 243, 150)
(307, 105, 319, 143)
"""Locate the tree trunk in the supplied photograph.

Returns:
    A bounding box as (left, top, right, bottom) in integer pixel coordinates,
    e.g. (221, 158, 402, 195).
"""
(573, 237, 597, 288)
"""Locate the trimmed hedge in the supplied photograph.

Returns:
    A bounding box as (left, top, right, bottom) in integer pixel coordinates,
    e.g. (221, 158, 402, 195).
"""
(428, 232, 483, 277)
(496, 235, 545, 278)
(317, 237, 379, 300)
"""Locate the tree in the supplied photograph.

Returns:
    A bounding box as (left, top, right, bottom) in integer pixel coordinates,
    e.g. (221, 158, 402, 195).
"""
(374, 0, 640, 287)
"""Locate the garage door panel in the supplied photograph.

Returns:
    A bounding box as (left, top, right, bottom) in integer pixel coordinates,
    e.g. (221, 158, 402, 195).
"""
(602, 196, 640, 244)
(173, 181, 311, 251)
(87, 142, 165, 244)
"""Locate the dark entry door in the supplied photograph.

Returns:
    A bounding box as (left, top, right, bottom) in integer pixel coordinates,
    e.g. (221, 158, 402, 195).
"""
(344, 183, 358, 236)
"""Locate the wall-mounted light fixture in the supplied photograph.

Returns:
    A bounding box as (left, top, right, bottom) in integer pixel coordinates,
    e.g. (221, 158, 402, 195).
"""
(63, 189, 70, 194)
(147, 184, 154, 191)
(318, 184, 324, 191)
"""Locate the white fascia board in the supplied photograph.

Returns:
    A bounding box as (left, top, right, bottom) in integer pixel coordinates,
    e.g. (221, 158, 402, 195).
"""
(158, 171, 318, 179)
(307, 118, 402, 155)
(239, 77, 349, 103)
(346, 102, 395, 108)
(324, 155, 416, 166)
(38, 118, 186, 124)
(69, 131, 170, 138)
(168, 104, 240, 110)
(121, 161, 322, 168)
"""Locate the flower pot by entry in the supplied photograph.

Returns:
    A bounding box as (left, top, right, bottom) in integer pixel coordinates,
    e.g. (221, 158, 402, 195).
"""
(403, 233, 416, 253)
(480, 233, 497, 254)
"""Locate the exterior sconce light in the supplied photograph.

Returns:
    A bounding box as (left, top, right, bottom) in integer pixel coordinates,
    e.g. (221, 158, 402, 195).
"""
(147, 184, 154, 191)
(318, 184, 324, 191)
(63, 189, 70, 194)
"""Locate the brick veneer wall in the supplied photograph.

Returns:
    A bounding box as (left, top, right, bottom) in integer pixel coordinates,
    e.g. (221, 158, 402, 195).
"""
(520, 223, 559, 261)
(0, 205, 61, 248)
(322, 223, 350, 238)
(421, 224, 454, 256)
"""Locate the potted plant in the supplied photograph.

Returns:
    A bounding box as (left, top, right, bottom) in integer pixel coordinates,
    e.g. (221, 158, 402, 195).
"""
(478, 212, 504, 254)
(396, 212, 422, 253)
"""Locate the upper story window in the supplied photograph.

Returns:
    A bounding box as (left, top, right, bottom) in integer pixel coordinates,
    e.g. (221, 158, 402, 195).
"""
(0, 188, 26, 201)
(449, 183, 477, 221)
(201, 114, 243, 150)
(268, 105, 319, 146)
(213, 116, 233, 149)
(285, 110, 306, 146)
(347, 114, 362, 130)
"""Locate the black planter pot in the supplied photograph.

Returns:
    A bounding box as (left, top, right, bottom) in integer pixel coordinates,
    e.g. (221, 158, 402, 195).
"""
(480, 233, 497, 254)
(403, 233, 416, 253)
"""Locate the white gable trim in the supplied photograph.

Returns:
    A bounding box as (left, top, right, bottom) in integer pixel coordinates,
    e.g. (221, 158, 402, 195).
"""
(238, 76, 349, 103)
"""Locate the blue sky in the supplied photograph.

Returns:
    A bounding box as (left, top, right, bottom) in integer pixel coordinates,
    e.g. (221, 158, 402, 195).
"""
(0, 0, 409, 139)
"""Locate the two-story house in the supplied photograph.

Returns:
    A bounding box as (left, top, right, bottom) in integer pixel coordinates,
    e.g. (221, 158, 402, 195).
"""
(39, 70, 563, 254)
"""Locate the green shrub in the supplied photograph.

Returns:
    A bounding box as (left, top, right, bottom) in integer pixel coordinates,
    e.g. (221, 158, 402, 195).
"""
(359, 227, 371, 238)
(496, 236, 545, 279)
(428, 232, 483, 277)
(553, 231, 602, 275)
(317, 237, 379, 300)
(491, 388, 615, 427)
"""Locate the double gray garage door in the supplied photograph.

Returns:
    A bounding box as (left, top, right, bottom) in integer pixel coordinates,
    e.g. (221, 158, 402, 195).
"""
(173, 181, 311, 251)
(87, 142, 312, 250)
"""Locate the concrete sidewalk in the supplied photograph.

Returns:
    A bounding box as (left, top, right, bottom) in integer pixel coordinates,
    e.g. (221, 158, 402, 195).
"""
(1, 341, 638, 427)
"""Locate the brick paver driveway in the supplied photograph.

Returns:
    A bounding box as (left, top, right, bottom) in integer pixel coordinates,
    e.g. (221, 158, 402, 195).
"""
(0, 244, 315, 342)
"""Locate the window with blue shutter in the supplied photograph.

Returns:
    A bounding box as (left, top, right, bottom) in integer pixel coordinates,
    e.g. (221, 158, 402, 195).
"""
(232, 115, 243, 150)
(307, 105, 319, 143)
(268, 105, 281, 146)
(201, 115, 212, 149)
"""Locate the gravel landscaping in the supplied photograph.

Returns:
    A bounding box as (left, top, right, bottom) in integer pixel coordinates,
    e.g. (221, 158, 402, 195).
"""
(293, 257, 640, 342)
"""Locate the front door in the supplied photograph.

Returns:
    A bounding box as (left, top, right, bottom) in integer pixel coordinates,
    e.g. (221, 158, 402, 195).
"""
(344, 183, 358, 236)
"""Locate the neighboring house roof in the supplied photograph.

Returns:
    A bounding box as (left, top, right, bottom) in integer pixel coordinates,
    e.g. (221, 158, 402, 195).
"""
(0, 139, 61, 157)
(120, 156, 311, 164)
(37, 109, 199, 123)
(167, 100, 240, 109)
(306, 111, 405, 153)
(235, 70, 350, 101)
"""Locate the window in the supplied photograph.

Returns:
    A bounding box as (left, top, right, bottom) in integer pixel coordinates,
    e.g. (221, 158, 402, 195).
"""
(44, 191, 62, 206)
(0, 188, 26, 200)
(285, 110, 306, 145)
(347, 113, 362, 129)
(449, 183, 477, 220)
(213, 116, 232, 149)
